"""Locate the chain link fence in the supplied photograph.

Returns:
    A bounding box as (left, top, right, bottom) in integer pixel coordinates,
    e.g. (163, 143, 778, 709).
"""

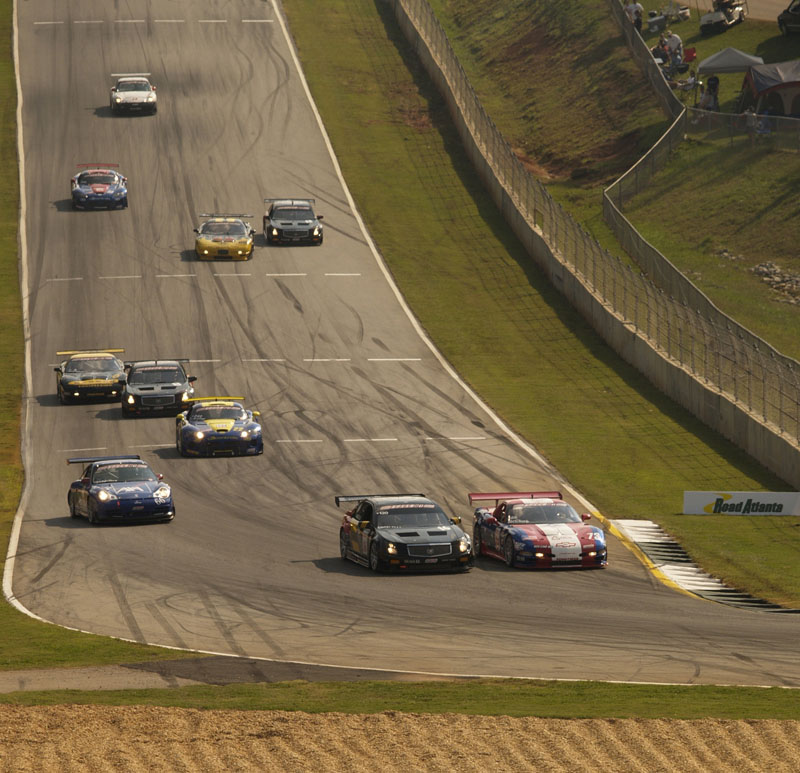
(391, 0, 800, 477)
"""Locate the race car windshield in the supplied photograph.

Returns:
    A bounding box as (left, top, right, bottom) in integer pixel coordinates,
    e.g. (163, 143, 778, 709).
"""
(200, 222, 247, 236)
(193, 406, 245, 421)
(273, 208, 313, 221)
(374, 508, 450, 528)
(78, 173, 116, 186)
(508, 504, 582, 524)
(66, 358, 120, 373)
(117, 81, 150, 92)
(128, 367, 184, 385)
(92, 464, 157, 483)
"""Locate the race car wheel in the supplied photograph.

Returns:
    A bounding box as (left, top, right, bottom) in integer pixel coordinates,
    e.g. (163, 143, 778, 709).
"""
(369, 542, 383, 573)
(339, 530, 349, 561)
(87, 501, 99, 526)
(58, 385, 69, 404)
(503, 536, 516, 568)
(473, 527, 483, 558)
(69, 495, 79, 519)
(176, 429, 188, 457)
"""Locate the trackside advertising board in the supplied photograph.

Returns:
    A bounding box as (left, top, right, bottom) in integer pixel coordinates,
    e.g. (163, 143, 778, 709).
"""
(683, 492, 800, 515)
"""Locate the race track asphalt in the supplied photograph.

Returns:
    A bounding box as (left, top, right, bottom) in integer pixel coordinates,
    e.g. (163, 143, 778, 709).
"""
(7, 0, 800, 689)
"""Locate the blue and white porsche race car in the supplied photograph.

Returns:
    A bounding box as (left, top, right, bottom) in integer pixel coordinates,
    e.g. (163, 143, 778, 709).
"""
(71, 163, 128, 210)
(67, 455, 174, 525)
(176, 397, 263, 457)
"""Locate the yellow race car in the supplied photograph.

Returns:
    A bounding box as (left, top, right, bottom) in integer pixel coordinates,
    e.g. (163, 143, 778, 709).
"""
(54, 349, 126, 404)
(194, 214, 255, 260)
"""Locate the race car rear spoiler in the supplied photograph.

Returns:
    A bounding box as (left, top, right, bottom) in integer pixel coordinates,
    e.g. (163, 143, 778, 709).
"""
(197, 213, 254, 219)
(183, 396, 245, 403)
(263, 198, 315, 205)
(67, 455, 141, 465)
(74, 163, 119, 169)
(56, 348, 124, 356)
(468, 491, 563, 505)
(335, 494, 425, 507)
(111, 72, 151, 77)
(123, 359, 190, 367)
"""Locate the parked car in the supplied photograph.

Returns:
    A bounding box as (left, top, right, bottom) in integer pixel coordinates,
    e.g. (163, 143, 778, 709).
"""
(778, 0, 800, 34)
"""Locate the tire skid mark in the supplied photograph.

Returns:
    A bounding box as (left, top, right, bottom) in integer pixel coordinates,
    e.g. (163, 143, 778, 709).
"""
(198, 589, 248, 657)
(145, 600, 190, 650)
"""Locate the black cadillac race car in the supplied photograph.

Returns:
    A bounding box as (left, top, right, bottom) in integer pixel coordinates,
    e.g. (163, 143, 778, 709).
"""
(336, 493, 473, 572)
(120, 359, 197, 417)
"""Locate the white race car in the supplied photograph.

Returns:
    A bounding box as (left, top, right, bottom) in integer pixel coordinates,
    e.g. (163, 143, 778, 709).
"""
(110, 74, 157, 114)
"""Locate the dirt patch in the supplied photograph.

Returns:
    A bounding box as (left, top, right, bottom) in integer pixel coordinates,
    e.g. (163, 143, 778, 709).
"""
(1, 706, 799, 771)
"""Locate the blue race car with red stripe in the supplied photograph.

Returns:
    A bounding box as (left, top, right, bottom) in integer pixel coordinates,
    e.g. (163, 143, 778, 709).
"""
(470, 491, 607, 569)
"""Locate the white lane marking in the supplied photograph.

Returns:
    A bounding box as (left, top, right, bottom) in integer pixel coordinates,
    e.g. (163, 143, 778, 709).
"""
(98, 275, 142, 280)
(266, 273, 306, 277)
(57, 447, 107, 453)
(156, 274, 196, 278)
(343, 438, 398, 443)
(325, 273, 361, 277)
(34, 21, 64, 26)
(132, 444, 174, 449)
(199, 19, 227, 23)
(47, 277, 83, 282)
(367, 358, 421, 362)
(303, 358, 351, 362)
(190, 359, 221, 363)
(243, 358, 286, 362)
(214, 273, 251, 277)
(276, 439, 323, 444)
(424, 436, 487, 441)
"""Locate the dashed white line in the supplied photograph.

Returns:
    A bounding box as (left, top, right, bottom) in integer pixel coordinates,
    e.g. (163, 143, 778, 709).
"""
(276, 439, 323, 444)
(47, 277, 83, 282)
(34, 21, 64, 26)
(131, 444, 174, 449)
(58, 447, 107, 453)
(199, 19, 227, 23)
(190, 359, 221, 363)
(98, 275, 142, 280)
(424, 436, 487, 441)
(343, 438, 398, 443)
(155, 274, 196, 278)
(303, 358, 351, 362)
(367, 358, 421, 362)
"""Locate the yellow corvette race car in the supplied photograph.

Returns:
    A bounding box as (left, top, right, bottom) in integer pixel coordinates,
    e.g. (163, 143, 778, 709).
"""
(54, 349, 126, 404)
(193, 214, 255, 260)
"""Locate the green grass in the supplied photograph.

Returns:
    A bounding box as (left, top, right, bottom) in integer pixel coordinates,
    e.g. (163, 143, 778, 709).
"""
(0, 0, 798, 719)
(2, 679, 800, 719)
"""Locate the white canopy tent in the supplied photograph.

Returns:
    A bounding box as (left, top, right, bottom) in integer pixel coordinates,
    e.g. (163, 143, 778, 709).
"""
(697, 47, 764, 75)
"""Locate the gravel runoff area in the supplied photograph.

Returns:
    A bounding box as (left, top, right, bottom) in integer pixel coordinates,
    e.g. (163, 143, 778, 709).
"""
(0, 706, 799, 772)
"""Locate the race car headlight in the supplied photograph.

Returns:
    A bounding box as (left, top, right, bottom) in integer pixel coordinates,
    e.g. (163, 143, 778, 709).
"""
(181, 391, 191, 401)
(313, 225, 321, 236)
(126, 395, 135, 404)
(195, 431, 206, 440)
(112, 191, 124, 198)
(154, 485, 171, 499)
(147, 94, 155, 102)
(386, 542, 398, 555)
(240, 430, 249, 438)
(458, 536, 470, 554)
(97, 490, 117, 502)
(535, 551, 545, 558)
(114, 96, 122, 103)
(270, 227, 278, 237)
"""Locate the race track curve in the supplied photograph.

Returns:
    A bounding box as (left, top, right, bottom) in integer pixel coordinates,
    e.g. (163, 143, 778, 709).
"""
(8, 0, 800, 687)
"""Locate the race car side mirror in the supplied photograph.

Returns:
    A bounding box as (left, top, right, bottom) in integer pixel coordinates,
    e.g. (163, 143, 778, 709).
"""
(450, 515, 461, 525)
(193, 228, 199, 234)
(317, 215, 324, 220)
(252, 410, 261, 417)
(53, 367, 62, 373)
(188, 376, 197, 383)
(581, 513, 592, 521)
(157, 473, 164, 481)
(118, 378, 126, 385)
(111, 86, 117, 92)
(249, 229, 255, 236)
(485, 516, 498, 526)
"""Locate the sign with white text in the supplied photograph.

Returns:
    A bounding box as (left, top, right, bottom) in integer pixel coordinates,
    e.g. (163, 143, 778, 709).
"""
(683, 491, 800, 515)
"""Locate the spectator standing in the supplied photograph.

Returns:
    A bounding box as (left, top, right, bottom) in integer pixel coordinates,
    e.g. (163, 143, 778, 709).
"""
(665, 30, 683, 58)
(706, 72, 720, 110)
(624, 0, 636, 23)
(633, 2, 644, 33)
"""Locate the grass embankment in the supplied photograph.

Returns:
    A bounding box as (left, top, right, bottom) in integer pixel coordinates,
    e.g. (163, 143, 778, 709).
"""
(2, 679, 800, 719)
(0, 0, 796, 717)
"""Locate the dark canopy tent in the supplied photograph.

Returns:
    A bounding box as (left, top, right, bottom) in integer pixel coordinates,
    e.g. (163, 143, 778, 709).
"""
(740, 61, 800, 117)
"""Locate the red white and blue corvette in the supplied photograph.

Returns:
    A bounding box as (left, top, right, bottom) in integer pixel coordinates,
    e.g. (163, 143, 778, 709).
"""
(470, 491, 607, 569)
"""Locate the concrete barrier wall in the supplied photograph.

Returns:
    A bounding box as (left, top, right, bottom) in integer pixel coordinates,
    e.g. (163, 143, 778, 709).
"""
(390, 0, 800, 487)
